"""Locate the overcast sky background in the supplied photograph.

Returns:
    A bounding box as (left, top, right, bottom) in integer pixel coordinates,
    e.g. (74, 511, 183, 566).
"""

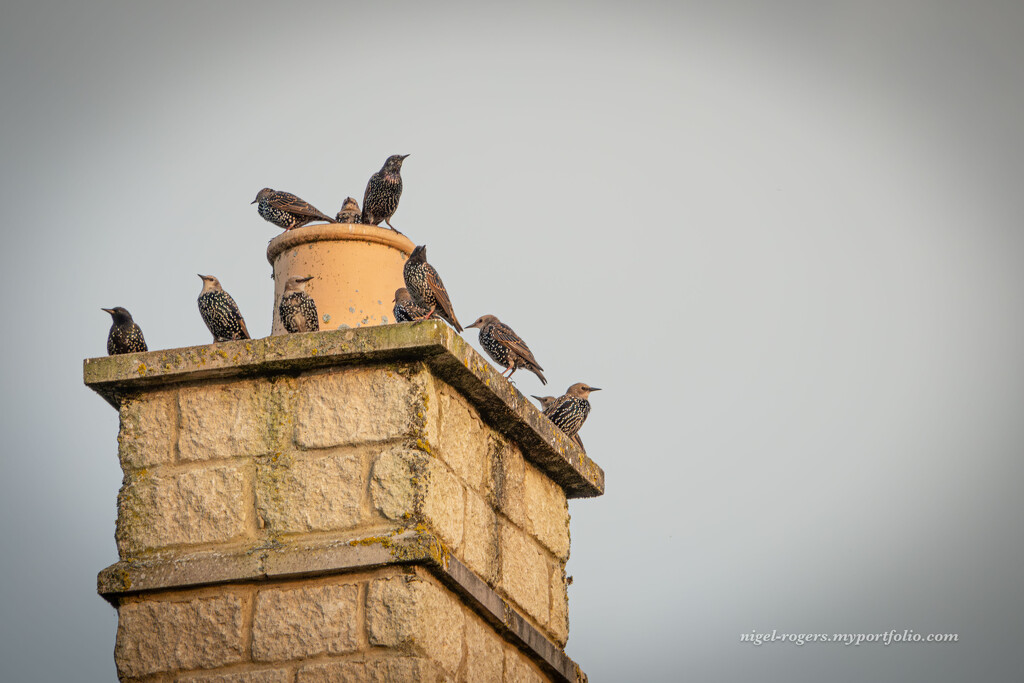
(2, 1, 1023, 681)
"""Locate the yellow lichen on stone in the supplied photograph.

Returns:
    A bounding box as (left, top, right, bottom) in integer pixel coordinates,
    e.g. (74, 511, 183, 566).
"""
(348, 535, 395, 549)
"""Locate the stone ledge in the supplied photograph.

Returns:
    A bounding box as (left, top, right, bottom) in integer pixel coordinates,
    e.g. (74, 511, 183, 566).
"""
(98, 531, 585, 683)
(83, 321, 603, 498)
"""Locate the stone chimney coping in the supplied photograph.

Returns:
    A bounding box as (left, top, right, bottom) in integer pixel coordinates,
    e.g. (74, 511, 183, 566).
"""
(83, 320, 604, 498)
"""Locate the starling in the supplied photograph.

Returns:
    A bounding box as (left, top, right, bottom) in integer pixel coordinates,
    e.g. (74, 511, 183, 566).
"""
(361, 154, 408, 232)
(403, 245, 463, 332)
(279, 276, 319, 333)
(531, 395, 558, 411)
(466, 314, 547, 384)
(543, 383, 601, 451)
(102, 307, 148, 355)
(335, 197, 363, 224)
(197, 274, 251, 342)
(393, 287, 436, 323)
(252, 188, 337, 231)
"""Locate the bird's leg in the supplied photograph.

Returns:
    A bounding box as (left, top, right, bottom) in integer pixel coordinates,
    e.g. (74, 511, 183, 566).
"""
(385, 219, 404, 235)
(412, 305, 436, 321)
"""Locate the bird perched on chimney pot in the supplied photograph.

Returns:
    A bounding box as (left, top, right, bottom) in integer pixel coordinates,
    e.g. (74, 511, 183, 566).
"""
(403, 245, 462, 332)
(335, 197, 363, 224)
(361, 154, 409, 232)
(393, 287, 436, 323)
(466, 315, 546, 384)
(197, 275, 250, 342)
(279, 276, 319, 333)
(102, 307, 148, 355)
(543, 383, 601, 451)
(252, 188, 337, 231)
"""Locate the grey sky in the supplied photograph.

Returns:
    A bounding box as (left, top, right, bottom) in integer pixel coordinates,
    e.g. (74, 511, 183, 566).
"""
(2, 1, 1023, 680)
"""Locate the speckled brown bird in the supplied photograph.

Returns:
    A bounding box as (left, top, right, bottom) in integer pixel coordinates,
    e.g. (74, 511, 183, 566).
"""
(466, 314, 546, 384)
(362, 154, 408, 232)
(335, 197, 363, 224)
(252, 188, 337, 231)
(279, 276, 319, 333)
(543, 383, 601, 451)
(197, 274, 250, 342)
(402, 245, 462, 332)
(531, 395, 558, 411)
(393, 287, 436, 323)
(102, 307, 147, 355)
(533, 395, 584, 449)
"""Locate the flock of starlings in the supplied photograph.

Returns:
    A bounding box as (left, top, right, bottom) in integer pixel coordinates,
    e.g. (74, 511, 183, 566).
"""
(102, 155, 600, 451)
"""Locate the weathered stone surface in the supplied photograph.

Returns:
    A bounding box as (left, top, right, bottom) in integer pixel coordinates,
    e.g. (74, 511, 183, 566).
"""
(115, 593, 246, 678)
(499, 523, 550, 625)
(460, 491, 498, 583)
(437, 383, 491, 494)
(463, 615, 504, 682)
(496, 441, 528, 531)
(252, 582, 360, 662)
(367, 574, 465, 675)
(294, 367, 425, 449)
(176, 669, 293, 683)
(549, 567, 569, 647)
(118, 389, 177, 468)
(370, 448, 426, 522)
(116, 464, 252, 555)
(84, 321, 605, 497)
(504, 648, 548, 683)
(179, 380, 274, 461)
(523, 463, 570, 561)
(421, 459, 464, 550)
(256, 450, 364, 533)
(370, 449, 464, 550)
(90, 321, 597, 681)
(297, 658, 443, 683)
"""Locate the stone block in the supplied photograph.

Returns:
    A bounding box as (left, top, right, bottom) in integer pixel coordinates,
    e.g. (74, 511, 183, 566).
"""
(297, 658, 443, 683)
(118, 389, 177, 468)
(370, 449, 464, 550)
(461, 491, 498, 583)
(503, 648, 548, 683)
(437, 384, 491, 494)
(463, 615, 504, 682)
(421, 459, 464, 550)
(499, 523, 550, 625)
(496, 441, 528, 530)
(178, 380, 275, 461)
(523, 463, 570, 561)
(114, 593, 246, 679)
(549, 567, 569, 647)
(252, 581, 361, 662)
(116, 464, 252, 555)
(294, 367, 426, 449)
(370, 448, 425, 523)
(367, 574, 465, 675)
(256, 450, 364, 534)
(176, 669, 293, 683)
